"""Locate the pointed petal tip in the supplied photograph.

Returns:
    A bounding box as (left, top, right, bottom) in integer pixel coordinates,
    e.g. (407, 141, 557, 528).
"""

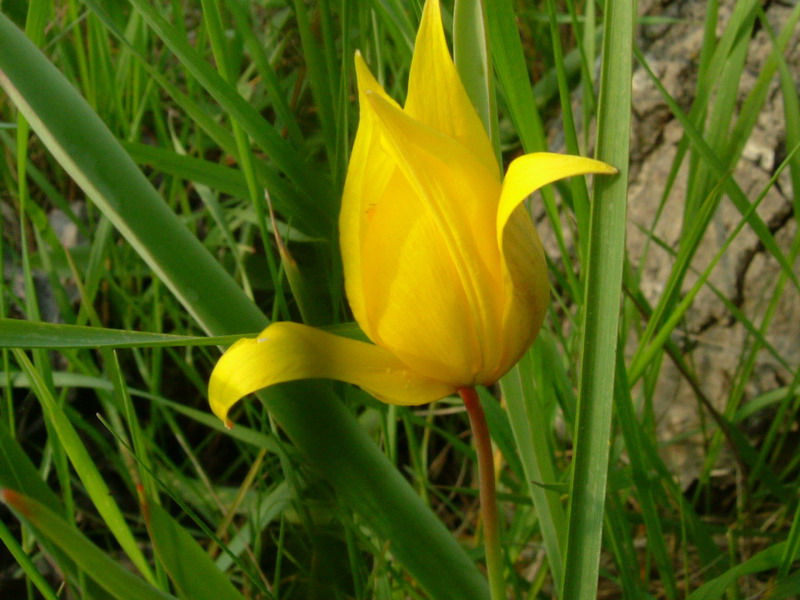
(596, 161, 619, 175)
(582, 155, 618, 175)
(354, 49, 365, 69)
(362, 88, 399, 117)
(209, 398, 231, 428)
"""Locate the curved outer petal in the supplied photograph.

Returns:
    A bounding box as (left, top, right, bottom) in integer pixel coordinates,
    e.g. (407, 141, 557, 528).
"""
(496, 153, 618, 371)
(209, 322, 456, 425)
(360, 91, 507, 383)
(405, 0, 497, 175)
(339, 55, 401, 335)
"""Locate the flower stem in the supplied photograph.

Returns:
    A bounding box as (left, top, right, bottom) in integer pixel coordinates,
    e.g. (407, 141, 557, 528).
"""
(459, 387, 505, 600)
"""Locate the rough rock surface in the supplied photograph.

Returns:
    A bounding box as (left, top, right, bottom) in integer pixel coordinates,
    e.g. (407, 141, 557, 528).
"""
(629, 0, 798, 487)
(542, 0, 799, 488)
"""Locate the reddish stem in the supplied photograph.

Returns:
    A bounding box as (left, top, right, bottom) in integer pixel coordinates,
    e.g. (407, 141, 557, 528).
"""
(459, 387, 504, 599)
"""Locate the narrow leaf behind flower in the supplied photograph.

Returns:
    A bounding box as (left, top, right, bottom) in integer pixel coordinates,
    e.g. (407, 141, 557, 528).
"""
(453, 0, 501, 165)
(561, 1, 633, 599)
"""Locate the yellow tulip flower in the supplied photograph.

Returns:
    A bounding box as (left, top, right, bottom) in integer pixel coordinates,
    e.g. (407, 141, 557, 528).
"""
(209, 0, 616, 427)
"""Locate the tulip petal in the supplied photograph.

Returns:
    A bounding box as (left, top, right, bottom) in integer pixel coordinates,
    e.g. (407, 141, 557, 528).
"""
(498, 153, 618, 239)
(339, 55, 402, 335)
(208, 322, 456, 425)
(358, 175, 483, 383)
(496, 153, 618, 364)
(362, 90, 508, 382)
(405, 0, 497, 175)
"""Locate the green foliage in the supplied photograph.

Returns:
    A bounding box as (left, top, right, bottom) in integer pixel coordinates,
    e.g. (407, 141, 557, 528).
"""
(1, 0, 799, 598)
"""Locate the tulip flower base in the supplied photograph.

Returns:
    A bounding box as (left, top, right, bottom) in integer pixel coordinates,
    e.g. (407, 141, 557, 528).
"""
(208, 0, 616, 426)
(460, 387, 505, 600)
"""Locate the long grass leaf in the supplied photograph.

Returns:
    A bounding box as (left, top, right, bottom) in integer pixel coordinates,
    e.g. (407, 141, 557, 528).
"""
(143, 499, 246, 600)
(1, 489, 175, 600)
(686, 541, 791, 599)
(0, 518, 60, 600)
(501, 351, 565, 588)
(0, 319, 245, 348)
(453, 0, 499, 163)
(560, 1, 633, 598)
(12, 349, 155, 583)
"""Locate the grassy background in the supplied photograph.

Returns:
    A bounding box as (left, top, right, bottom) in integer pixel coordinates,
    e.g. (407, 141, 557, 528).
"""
(1, 0, 799, 598)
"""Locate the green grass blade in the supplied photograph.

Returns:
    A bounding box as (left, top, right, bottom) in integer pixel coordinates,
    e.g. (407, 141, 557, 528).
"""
(0, 318, 246, 348)
(780, 492, 800, 579)
(0, 518, 60, 600)
(291, 0, 338, 171)
(453, 0, 499, 164)
(81, 0, 333, 237)
(198, 0, 284, 316)
(613, 358, 678, 597)
(485, 0, 546, 151)
(560, 1, 633, 598)
(367, 0, 415, 54)
(545, 0, 590, 256)
(12, 349, 155, 584)
(486, 0, 584, 300)
(123, 0, 334, 208)
(223, 0, 304, 147)
(143, 499, 246, 600)
(1, 489, 175, 600)
(686, 541, 791, 599)
(501, 352, 565, 588)
(122, 141, 250, 199)
(0, 419, 65, 515)
(258, 381, 491, 600)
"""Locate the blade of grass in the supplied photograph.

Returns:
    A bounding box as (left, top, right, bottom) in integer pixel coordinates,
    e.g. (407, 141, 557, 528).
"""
(686, 541, 792, 600)
(1, 489, 175, 600)
(630, 139, 800, 382)
(0, 318, 246, 348)
(200, 0, 288, 319)
(121, 141, 250, 203)
(613, 356, 678, 598)
(123, 0, 334, 208)
(0, 518, 60, 600)
(633, 47, 799, 298)
(453, 0, 500, 165)
(545, 0, 591, 259)
(291, 0, 338, 172)
(486, 0, 584, 301)
(501, 350, 566, 588)
(12, 349, 156, 584)
(560, 1, 632, 598)
(367, 0, 416, 55)
(223, 0, 304, 147)
(142, 497, 247, 600)
(0, 419, 66, 516)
